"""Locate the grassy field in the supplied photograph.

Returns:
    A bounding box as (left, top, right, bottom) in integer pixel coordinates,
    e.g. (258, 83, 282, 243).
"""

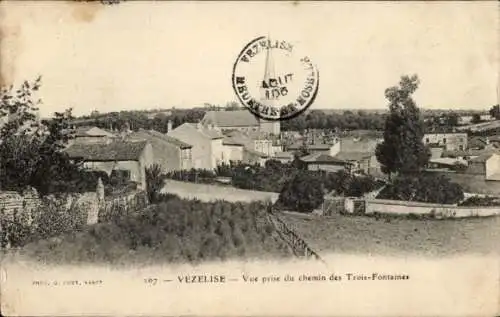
(279, 212, 500, 256)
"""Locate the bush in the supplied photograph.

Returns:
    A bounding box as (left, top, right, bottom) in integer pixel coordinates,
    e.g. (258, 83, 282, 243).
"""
(377, 174, 464, 204)
(22, 197, 293, 264)
(278, 171, 325, 213)
(146, 164, 167, 203)
(459, 196, 500, 207)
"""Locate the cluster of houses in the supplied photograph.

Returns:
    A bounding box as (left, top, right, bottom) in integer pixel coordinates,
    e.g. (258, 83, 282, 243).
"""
(7, 108, 499, 191)
(62, 110, 284, 190)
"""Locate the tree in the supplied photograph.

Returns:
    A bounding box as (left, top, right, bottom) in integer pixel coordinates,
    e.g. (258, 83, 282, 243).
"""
(489, 105, 500, 120)
(145, 164, 167, 203)
(471, 113, 482, 124)
(0, 77, 81, 194)
(376, 174, 464, 204)
(375, 75, 430, 178)
(278, 172, 324, 213)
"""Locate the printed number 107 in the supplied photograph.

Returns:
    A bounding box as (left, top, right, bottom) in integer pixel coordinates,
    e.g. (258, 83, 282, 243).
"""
(144, 278, 158, 285)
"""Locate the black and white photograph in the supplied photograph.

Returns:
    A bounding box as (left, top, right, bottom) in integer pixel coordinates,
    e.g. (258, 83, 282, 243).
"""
(0, 1, 498, 316)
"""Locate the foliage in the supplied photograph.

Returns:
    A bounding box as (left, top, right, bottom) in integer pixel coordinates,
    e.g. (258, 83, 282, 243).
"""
(23, 198, 293, 264)
(0, 78, 82, 195)
(375, 75, 431, 177)
(458, 196, 500, 207)
(145, 164, 167, 203)
(376, 174, 464, 204)
(0, 194, 87, 248)
(278, 172, 325, 213)
(489, 104, 500, 120)
(471, 113, 482, 124)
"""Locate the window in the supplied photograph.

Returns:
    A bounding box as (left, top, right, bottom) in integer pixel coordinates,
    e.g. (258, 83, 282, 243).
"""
(443, 138, 447, 144)
(459, 145, 464, 151)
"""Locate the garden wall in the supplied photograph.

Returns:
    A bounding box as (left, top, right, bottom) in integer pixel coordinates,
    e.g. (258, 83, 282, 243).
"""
(162, 180, 279, 203)
(363, 199, 500, 218)
(0, 187, 149, 226)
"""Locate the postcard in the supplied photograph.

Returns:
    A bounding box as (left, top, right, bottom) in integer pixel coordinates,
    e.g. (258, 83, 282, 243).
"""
(0, 1, 499, 316)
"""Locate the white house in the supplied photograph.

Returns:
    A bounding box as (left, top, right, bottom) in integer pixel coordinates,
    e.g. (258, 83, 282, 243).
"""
(167, 123, 224, 170)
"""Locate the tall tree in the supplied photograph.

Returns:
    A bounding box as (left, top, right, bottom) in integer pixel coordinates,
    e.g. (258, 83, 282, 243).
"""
(375, 75, 430, 178)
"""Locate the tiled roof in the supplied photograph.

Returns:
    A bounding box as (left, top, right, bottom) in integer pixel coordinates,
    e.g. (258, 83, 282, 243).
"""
(65, 141, 148, 161)
(203, 110, 260, 127)
(140, 130, 192, 148)
(187, 123, 224, 139)
(300, 152, 348, 164)
(74, 126, 115, 137)
(274, 151, 294, 159)
(469, 153, 497, 163)
(244, 148, 268, 158)
(223, 136, 245, 146)
(334, 151, 373, 162)
(429, 157, 467, 166)
(288, 143, 335, 150)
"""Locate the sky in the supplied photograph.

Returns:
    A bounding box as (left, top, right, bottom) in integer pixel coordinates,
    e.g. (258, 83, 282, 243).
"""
(0, 1, 498, 117)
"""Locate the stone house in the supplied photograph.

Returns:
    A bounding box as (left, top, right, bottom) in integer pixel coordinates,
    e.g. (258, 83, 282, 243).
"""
(65, 140, 154, 190)
(125, 129, 193, 172)
(466, 153, 500, 180)
(201, 110, 280, 135)
(224, 130, 279, 158)
(222, 136, 245, 163)
(167, 123, 224, 170)
(423, 133, 468, 151)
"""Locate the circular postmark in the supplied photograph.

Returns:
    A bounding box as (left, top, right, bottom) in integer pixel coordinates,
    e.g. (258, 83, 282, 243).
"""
(232, 36, 319, 121)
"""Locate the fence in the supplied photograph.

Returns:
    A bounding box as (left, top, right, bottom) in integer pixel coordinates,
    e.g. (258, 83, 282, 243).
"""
(267, 211, 323, 261)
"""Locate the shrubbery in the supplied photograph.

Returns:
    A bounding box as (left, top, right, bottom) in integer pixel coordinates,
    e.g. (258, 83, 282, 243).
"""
(0, 195, 87, 248)
(22, 196, 293, 264)
(377, 174, 464, 204)
(278, 172, 325, 213)
(459, 196, 500, 207)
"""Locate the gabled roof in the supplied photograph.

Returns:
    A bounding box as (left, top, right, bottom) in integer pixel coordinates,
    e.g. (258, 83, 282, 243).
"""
(334, 151, 373, 162)
(469, 153, 498, 163)
(244, 148, 268, 158)
(65, 141, 149, 161)
(222, 136, 245, 146)
(300, 152, 348, 164)
(133, 129, 192, 148)
(75, 126, 115, 137)
(168, 123, 224, 140)
(203, 110, 260, 127)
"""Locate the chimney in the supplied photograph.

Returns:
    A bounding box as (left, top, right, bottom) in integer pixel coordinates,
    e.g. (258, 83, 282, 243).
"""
(167, 120, 172, 132)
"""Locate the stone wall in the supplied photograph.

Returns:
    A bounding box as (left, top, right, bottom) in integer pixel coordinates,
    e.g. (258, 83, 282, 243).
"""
(0, 188, 40, 222)
(363, 199, 500, 218)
